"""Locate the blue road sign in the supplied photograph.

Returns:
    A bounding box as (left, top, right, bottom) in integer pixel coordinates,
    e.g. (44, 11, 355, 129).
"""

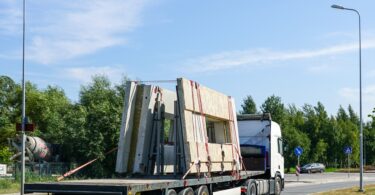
(344, 146, 352, 155)
(294, 146, 303, 156)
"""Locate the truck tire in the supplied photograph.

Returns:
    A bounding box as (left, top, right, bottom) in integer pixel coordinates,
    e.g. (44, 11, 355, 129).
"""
(275, 176, 282, 195)
(246, 181, 257, 195)
(167, 189, 177, 195)
(195, 185, 209, 195)
(178, 187, 194, 195)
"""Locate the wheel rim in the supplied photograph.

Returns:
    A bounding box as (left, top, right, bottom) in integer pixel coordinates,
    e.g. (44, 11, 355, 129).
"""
(179, 187, 194, 195)
(195, 185, 209, 195)
(167, 189, 177, 195)
(276, 179, 281, 194)
(250, 183, 256, 195)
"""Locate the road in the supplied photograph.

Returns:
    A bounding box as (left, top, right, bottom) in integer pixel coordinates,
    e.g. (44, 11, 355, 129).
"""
(4, 172, 374, 195)
(282, 172, 375, 195)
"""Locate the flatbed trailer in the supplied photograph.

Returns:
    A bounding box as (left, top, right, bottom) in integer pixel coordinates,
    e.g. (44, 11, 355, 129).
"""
(25, 171, 270, 195)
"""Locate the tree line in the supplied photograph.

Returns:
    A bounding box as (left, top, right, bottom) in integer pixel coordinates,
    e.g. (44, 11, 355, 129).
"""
(0, 75, 125, 177)
(1, 75, 375, 177)
(240, 95, 375, 170)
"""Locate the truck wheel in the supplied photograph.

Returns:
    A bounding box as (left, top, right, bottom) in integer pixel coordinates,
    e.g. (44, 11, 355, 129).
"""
(194, 185, 209, 195)
(275, 176, 282, 195)
(178, 187, 194, 195)
(246, 181, 257, 195)
(167, 189, 177, 195)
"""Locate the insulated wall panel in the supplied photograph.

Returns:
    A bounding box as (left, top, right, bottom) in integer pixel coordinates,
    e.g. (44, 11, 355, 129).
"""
(117, 78, 241, 175)
(132, 85, 157, 173)
(177, 78, 242, 174)
(133, 87, 176, 173)
(179, 78, 230, 120)
(116, 82, 138, 173)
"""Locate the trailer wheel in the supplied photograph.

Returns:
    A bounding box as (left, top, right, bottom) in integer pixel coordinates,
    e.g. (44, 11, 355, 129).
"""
(167, 189, 177, 195)
(246, 181, 257, 195)
(195, 185, 209, 195)
(178, 187, 194, 195)
(275, 176, 282, 195)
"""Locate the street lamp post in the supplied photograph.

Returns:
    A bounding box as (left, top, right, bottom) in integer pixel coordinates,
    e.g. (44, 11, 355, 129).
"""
(21, 0, 26, 194)
(331, 4, 364, 192)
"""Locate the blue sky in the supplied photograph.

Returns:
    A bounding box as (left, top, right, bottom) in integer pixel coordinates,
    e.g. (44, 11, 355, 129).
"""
(1, 0, 375, 119)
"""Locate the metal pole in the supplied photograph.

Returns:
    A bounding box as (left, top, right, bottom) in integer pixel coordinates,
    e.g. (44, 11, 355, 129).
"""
(21, 0, 26, 194)
(331, 5, 363, 192)
(297, 156, 300, 182)
(358, 10, 364, 192)
(348, 153, 350, 178)
(364, 138, 366, 166)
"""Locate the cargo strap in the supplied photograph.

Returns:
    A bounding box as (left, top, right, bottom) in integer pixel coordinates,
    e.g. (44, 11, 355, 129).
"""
(190, 81, 201, 178)
(195, 82, 212, 177)
(227, 97, 241, 178)
(154, 86, 163, 101)
(182, 159, 201, 180)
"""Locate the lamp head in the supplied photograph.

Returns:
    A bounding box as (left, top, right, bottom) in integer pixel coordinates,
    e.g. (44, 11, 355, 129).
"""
(331, 4, 345, 9)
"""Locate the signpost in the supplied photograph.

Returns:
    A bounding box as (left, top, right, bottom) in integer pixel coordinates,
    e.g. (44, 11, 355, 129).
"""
(294, 146, 303, 181)
(344, 146, 352, 178)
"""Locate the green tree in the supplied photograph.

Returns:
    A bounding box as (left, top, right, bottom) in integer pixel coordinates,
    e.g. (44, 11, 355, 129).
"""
(0, 146, 12, 164)
(77, 75, 124, 177)
(60, 104, 87, 163)
(364, 109, 375, 165)
(300, 102, 331, 164)
(348, 105, 359, 125)
(0, 76, 18, 163)
(312, 139, 328, 163)
(282, 104, 310, 169)
(337, 106, 348, 121)
(282, 126, 311, 169)
(26, 86, 71, 143)
(260, 95, 285, 125)
(240, 95, 257, 114)
(331, 106, 360, 166)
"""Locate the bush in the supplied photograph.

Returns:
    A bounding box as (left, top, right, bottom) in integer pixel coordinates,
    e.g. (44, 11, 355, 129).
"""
(0, 146, 12, 164)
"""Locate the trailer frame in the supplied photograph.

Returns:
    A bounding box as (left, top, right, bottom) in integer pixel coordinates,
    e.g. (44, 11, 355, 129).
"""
(25, 171, 264, 195)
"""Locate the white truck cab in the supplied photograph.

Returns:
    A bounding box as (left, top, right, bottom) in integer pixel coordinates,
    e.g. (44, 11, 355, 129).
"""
(237, 113, 284, 194)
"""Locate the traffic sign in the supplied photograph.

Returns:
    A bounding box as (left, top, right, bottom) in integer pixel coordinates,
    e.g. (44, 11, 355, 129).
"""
(294, 146, 303, 156)
(344, 146, 352, 155)
(16, 123, 35, 132)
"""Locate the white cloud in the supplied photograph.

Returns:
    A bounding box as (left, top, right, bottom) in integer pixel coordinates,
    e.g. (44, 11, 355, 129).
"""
(0, 1, 21, 35)
(185, 39, 375, 72)
(339, 86, 375, 118)
(307, 64, 337, 74)
(0, 0, 150, 64)
(65, 66, 125, 83)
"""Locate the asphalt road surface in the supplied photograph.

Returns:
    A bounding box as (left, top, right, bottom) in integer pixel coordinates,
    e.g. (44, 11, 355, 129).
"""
(6, 172, 375, 195)
(282, 172, 375, 195)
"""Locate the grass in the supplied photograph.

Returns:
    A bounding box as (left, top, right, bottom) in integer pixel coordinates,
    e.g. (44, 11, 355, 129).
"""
(285, 167, 337, 174)
(315, 184, 375, 194)
(285, 167, 297, 174)
(0, 173, 57, 194)
(325, 168, 338, 172)
(0, 179, 19, 194)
